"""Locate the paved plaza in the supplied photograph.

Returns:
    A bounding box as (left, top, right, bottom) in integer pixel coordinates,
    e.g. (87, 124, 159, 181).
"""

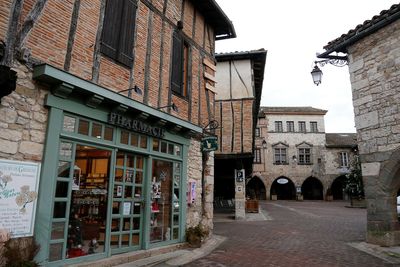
(184, 201, 397, 267)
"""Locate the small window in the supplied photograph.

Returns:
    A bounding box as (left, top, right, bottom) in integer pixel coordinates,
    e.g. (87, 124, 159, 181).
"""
(274, 148, 287, 164)
(286, 121, 294, 132)
(340, 152, 349, 167)
(275, 121, 283, 132)
(298, 121, 306, 133)
(310, 122, 318, 133)
(254, 148, 261, 163)
(255, 127, 260, 137)
(298, 148, 312, 164)
(101, 0, 137, 67)
(171, 31, 190, 97)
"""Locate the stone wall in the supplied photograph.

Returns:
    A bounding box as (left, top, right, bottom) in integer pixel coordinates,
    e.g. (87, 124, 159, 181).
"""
(185, 139, 214, 231)
(347, 18, 400, 246)
(0, 63, 47, 163)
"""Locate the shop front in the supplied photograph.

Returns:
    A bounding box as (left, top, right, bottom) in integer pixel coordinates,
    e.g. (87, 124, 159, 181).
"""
(33, 65, 201, 266)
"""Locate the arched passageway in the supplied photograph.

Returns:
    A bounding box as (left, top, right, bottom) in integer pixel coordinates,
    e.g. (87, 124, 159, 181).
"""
(247, 176, 266, 200)
(270, 177, 296, 200)
(331, 175, 346, 200)
(302, 177, 323, 200)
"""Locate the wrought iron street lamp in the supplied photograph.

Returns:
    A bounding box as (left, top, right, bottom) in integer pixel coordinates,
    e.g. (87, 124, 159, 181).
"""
(310, 56, 348, 86)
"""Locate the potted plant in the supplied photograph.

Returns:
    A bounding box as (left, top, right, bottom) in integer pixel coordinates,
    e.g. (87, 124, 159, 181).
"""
(185, 224, 209, 248)
(0, 229, 40, 267)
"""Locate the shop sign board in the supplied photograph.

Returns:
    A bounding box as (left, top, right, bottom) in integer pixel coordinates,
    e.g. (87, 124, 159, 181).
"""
(0, 159, 41, 238)
(201, 136, 218, 152)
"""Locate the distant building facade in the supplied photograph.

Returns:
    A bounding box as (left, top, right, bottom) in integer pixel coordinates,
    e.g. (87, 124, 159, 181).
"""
(213, 50, 267, 218)
(251, 107, 357, 201)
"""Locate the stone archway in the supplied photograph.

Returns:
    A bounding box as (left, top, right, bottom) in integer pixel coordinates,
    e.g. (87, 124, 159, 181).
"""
(302, 177, 323, 200)
(270, 176, 296, 200)
(331, 175, 347, 200)
(365, 147, 400, 246)
(246, 176, 266, 200)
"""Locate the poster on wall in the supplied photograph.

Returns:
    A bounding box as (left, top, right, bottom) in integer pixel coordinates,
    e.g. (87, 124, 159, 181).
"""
(0, 159, 41, 238)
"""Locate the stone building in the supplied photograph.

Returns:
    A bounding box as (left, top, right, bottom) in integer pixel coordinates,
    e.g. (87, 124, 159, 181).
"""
(316, 3, 400, 246)
(213, 50, 267, 219)
(0, 0, 235, 265)
(251, 106, 357, 201)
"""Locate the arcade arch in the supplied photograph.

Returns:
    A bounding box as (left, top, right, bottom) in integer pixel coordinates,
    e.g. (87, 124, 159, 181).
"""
(247, 176, 266, 200)
(302, 176, 323, 200)
(330, 175, 347, 200)
(270, 176, 296, 200)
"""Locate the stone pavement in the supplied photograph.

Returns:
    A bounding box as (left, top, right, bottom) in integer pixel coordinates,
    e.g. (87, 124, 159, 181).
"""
(115, 201, 400, 267)
(184, 201, 400, 267)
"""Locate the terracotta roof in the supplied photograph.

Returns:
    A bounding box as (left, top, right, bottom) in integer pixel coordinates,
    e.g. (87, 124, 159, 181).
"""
(325, 133, 357, 148)
(189, 0, 236, 40)
(320, 3, 400, 56)
(259, 106, 327, 116)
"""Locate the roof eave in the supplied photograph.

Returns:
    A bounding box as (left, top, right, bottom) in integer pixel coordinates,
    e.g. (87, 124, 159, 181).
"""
(319, 7, 400, 59)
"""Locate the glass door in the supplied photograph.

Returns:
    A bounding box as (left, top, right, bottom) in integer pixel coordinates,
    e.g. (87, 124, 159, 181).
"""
(150, 159, 181, 243)
(111, 152, 145, 253)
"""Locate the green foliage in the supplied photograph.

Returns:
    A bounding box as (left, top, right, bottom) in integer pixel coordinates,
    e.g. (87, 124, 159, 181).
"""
(344, 156, 365, 199)
(2, 237, 40, 267)
(185, 224, 209, 247)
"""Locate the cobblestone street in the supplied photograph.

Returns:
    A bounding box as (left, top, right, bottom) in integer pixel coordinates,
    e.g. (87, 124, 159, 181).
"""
(185, 201, 393, 267)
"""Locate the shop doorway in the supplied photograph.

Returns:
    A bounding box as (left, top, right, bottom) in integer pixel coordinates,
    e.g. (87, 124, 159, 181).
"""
(270, 177, 296, 200)
(302, 177, 323, 200)
(247, 176, 266, 200)
(110, 152, 145, 254)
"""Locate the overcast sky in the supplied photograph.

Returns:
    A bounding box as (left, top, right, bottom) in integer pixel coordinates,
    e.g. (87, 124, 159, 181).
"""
(215, 0, 399, 133)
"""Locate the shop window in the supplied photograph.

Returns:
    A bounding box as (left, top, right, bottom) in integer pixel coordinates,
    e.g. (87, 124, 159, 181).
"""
(63, 115, 76, 132)
(78, 119, 89, 135)
(121, 131, 129, 144)
(104, 126, 114, 141)
(101, 0, 137, 68)
(150, 159, 176, 243)
(49, 243, 63, 261)
(140, 135, 148, 149)
(91, 123, 103, 138)
(131, 133, 139, 147)
(175, 145, 181, 156)
(51, 222, 65, 240)
(59, 142, 73, 159)
(153, 139, 160, 151)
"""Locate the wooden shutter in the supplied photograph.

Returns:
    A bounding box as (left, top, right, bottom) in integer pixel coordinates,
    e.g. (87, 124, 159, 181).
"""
(170, 31, 183, 94)
(117, 0, 137, 67)
(101, 0, 124, 59)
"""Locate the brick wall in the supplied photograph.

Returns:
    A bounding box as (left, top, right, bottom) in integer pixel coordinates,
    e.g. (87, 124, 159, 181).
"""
(0, 0, 217, 128)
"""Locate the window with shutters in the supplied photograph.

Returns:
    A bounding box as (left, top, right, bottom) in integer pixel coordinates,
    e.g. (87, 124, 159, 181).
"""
(101, 0, 137, 68)
(171, 31, 190, 97)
